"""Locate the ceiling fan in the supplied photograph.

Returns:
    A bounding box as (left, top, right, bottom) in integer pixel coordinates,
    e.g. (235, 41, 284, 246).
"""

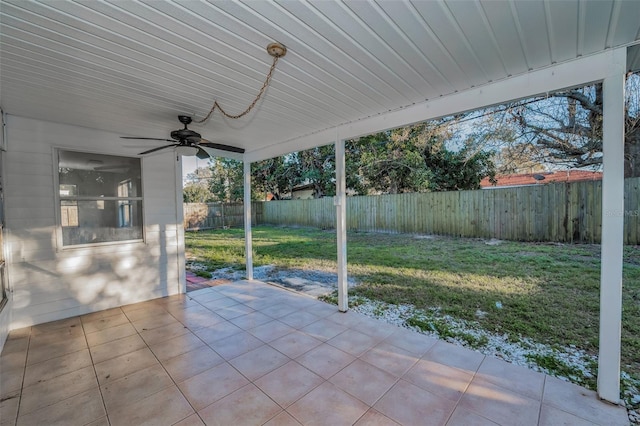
(120, 42, 287, 159)
(121, 115, 245, 158)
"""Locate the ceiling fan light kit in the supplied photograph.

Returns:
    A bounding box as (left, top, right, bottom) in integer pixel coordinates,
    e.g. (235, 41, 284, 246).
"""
(175, 145, 199, 157)
(121, 42, 287, 158)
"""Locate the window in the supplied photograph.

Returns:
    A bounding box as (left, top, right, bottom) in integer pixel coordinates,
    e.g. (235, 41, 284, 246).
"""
(58, 150, 143, 246)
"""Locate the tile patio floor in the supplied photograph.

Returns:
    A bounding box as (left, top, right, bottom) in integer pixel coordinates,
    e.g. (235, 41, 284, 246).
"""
(185, 271, 231, 292)
(0, 280, 629, 426)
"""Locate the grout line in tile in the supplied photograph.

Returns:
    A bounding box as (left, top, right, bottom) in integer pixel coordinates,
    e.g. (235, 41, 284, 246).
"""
(440, 350, 484, 425)
(537, 375, 547, 425)
(353, 356, 402, 408)
(11, 327, 31, 423)
(89, 297, 200, 422)
(80, 312, 111, 426)
(138, 308, 211, 424)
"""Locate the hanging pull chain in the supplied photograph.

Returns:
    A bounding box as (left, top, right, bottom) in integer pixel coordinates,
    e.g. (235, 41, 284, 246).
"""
(195, 42, 286, 124)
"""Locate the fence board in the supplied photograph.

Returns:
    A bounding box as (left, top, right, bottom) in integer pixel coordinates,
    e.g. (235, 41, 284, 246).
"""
(185, 178, 639, 244)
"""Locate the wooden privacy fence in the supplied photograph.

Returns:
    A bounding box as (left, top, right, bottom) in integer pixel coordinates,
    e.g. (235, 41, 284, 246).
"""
(259, 178, 640, 244)
(183, 202, 262, 230)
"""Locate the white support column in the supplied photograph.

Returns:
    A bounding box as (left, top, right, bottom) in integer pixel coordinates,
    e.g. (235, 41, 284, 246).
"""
(243, 159, 253, 281)
(335, 138, 348, 312)
(175, 155, 186, 294)
(598, 48, 626, 403)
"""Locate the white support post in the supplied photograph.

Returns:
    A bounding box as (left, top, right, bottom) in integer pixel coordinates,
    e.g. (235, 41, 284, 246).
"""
(175, 155, 186, 294)
(598, 48, 626, 404)
(243, 159, 253, 281)
(335, 138, 348, 312)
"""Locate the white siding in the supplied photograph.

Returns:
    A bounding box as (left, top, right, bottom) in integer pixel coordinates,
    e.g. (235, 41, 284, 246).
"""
(3, 115, 184, 329)
(0, 149, 11, 353)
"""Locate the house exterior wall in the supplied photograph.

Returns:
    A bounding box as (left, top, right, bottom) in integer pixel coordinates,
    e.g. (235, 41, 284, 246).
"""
(291, 188, 315, 200)
(0, 148, 10, 352)
(1, 115, 184, 334)
(0, 300, 9, 354)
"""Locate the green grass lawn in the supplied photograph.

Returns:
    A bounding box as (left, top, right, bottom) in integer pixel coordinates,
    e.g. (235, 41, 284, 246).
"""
(185, 225, 640, 377)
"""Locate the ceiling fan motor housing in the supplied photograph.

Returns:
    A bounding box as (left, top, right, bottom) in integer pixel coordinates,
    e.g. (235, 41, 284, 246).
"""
(171, 115, 201, 143)
(170, 128, 201, 142)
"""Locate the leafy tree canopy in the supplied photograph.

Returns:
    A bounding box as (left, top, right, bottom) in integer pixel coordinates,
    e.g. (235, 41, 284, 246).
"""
(423, 142, 497, 191)
(208, 158, 243, 202)
(351, 122, 497, 193)
(352, 127, 429, 194)
(251, 157, 294, 200)
(183, 183, 214, 203)
(183, 167, 214, 202)
(185, 121, 499, 200)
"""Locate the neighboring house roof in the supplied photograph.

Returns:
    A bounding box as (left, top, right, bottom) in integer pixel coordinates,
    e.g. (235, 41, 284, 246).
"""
(480, 170, 603, 188)
(291, 183, 316, 192)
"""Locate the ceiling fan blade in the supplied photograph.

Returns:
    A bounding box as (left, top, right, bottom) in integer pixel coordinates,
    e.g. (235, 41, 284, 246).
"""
(196, 147, 212, 159)
(198, 140, 245, 154)
(139, 144, 178, 155)
(121, 137, 174, 142)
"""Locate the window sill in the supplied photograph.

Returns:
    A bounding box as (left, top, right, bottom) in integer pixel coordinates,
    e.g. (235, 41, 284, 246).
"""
(59, 239, 145, 251)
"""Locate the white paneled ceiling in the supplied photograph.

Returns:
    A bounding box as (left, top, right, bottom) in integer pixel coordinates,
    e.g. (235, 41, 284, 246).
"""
(1, 0, 639, 161)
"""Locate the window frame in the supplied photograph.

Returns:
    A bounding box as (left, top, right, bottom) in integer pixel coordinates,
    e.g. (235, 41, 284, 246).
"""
(54, 148, 145, 249)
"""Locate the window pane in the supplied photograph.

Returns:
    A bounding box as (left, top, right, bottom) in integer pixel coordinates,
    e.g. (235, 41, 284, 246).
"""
(61, 200, 143, 245)
(61, 200, 79, 227)
(59, 151, 141, 197)
(58, 150, 144, 247)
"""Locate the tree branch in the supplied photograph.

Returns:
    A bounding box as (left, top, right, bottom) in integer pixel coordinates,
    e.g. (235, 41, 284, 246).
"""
(552, 91, 602, 115)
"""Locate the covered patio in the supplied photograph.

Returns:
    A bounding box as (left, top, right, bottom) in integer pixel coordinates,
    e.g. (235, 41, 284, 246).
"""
(1, 280, 629, 425)
(1, 1, 640, 424)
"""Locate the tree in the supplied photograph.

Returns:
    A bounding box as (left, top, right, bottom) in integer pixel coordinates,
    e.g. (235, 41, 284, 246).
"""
(494, 144, 547, 175)
(183, 166, 215, 202)
(188, 118, 498, 201)
(285, 144, 365, 198)
(287, 146, 335, 198)
(351, 122, 497, 193)
(351, 127, 430, 194)
(207, 158, 243, 202)
(422, 138, 497, 191)
(505, 72, 640, 177)
(252, 157, 296, 200)
(183, 184, 214, 202)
